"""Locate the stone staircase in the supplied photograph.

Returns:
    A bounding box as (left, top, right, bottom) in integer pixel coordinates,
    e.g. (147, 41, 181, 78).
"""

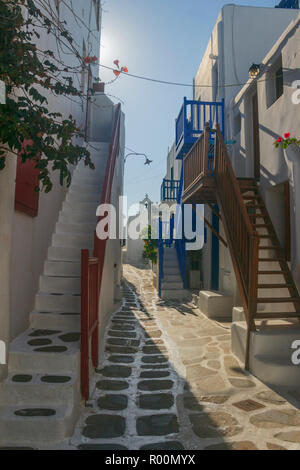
(0, 142, 109, 448)
(161, 247, 189, 300)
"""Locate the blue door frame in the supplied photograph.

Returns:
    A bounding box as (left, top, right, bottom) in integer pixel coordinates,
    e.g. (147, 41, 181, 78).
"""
(210, 204, 219, 291)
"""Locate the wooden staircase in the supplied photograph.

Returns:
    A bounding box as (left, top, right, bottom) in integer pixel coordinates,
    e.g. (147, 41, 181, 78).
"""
(239, 178, 300, 321)
(213, 124, 300, 368)
(182, 123, 300, 368)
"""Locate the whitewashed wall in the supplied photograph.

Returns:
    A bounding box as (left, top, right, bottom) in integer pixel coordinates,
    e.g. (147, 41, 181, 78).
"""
(230, 15, 300, 310)
(193, 4, 299, 296)
(5, 1, 101, 343)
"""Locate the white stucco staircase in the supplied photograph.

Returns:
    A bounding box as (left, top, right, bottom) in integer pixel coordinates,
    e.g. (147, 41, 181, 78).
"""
(0, 143, 109, 448)
(161, 246, 189, 300)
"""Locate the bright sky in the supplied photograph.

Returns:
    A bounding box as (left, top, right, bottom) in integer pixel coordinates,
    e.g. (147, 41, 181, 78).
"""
(99, 0, 277, 214)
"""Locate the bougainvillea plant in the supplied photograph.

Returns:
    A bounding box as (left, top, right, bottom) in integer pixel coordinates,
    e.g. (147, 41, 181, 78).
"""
(274, 133, 300, 149)
(0, 0, 98, 191)
(0, 1, 128, 192)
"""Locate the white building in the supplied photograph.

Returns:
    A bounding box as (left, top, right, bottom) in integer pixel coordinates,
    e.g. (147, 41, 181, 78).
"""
(193, 4, 299, 305)
(229, 12, 300, 303)
(0, 0, 125, 445)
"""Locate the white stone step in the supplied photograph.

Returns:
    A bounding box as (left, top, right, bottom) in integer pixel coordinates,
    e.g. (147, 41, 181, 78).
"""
(232, 321, 300, 358)
(161, 289, 189, 300)
(161, 281, 183, 290)
(251, 355, 300, 389)
(0, 404, 79, 446)
(71, 176, 103, 187)
(52, 232, 93, 249)
(59, 211, 97, 224)
(62, 200, 98, 214)
(35, 293, 80, 313)
(164, 263, 179, 270)
(66, 191, 100, 203)
(0, 374, 79, 407)
(30, 311, 80, 330)
(163, 266, 181, 275)
(47, 246, 83, 262)
(70, 182, 101, 193)
(56, 222, 96, 235)
(44, 260, 80, 277)
(9, 330, 80, 374)
(39, 275, 81, 295)
(162, 274, 182, 283)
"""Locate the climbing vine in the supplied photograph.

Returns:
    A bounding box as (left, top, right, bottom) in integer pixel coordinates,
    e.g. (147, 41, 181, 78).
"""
(142, 225, 158, 264)
(0, 0, 127, 191)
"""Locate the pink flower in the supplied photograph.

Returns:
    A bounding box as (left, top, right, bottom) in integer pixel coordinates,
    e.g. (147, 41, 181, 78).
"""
(284, 132, 291, 139)
(276, 137, 282, 143)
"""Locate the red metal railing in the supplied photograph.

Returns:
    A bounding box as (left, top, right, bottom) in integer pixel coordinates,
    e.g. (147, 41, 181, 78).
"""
(81, 251, 99, 400)
(81, 103, 121, 400)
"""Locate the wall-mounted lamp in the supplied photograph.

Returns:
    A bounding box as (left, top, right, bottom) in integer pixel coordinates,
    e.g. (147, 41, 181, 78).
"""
(124, 152, 153, 165)
(249, 63, 260, 79)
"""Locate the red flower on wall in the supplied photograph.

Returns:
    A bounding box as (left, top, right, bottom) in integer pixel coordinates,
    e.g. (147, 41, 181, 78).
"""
(274, 133, 300, 149)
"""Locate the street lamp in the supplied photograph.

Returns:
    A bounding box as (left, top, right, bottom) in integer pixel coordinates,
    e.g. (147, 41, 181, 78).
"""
(249, 63, 260, 79)
(124, 152, 153, 165)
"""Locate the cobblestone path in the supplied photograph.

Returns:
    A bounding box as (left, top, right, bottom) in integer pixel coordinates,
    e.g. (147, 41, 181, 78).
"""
(69, 264, 300, 450)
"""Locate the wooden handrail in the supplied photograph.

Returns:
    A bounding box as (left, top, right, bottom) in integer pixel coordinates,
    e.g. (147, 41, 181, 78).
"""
(183, 123, 210, 194)
(214, 124, 259, 368)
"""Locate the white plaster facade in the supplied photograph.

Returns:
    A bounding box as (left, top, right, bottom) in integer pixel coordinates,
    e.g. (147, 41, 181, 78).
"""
(193, 4, 299, 297)
(0, 1, 125, 381)
(228, 13, 300, 311)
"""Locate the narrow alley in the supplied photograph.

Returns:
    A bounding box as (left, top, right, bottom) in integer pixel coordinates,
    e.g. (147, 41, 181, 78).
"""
(64, 264, 300, 451)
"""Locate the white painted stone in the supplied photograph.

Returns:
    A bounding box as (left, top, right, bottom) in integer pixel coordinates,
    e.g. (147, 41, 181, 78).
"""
(198, 290, 234, 319)
(35, 293, 81, 314)
(232, 320, 300, 388)
(232, 306, 245, 322)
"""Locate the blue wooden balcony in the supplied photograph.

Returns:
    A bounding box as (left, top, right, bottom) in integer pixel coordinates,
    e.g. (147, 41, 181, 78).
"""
(275, 0, 298, 9)
(161, 178, 180, 202)
(175, 97, 225, 159)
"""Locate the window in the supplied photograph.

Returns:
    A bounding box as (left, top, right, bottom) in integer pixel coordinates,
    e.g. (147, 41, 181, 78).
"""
(15, 141, 40, 217)
(266, 54, 284, 107)
(275, 66, 284, 100)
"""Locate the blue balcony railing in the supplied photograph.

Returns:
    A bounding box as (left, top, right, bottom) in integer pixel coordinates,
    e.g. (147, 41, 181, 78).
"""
(161, 178, 180, 201)
(175, 97, 225, 159)
(275, 0, 298, 9)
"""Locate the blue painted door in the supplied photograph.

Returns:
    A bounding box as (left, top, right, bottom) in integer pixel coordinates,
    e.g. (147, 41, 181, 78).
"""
(210, 204, 219, 291)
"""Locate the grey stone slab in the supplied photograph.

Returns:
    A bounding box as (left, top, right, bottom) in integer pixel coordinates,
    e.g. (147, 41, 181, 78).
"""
(138, 380, 173, 392)
(97, 394, 128, 411)
(137, 414, 179, 436)
(83, 415, 125, 439)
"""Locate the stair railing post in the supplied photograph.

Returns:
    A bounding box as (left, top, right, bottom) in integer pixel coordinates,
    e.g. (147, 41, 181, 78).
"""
(245, 233, 259, 369)
(81, 249, 90, 401)
(203, 122, 210, 177)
